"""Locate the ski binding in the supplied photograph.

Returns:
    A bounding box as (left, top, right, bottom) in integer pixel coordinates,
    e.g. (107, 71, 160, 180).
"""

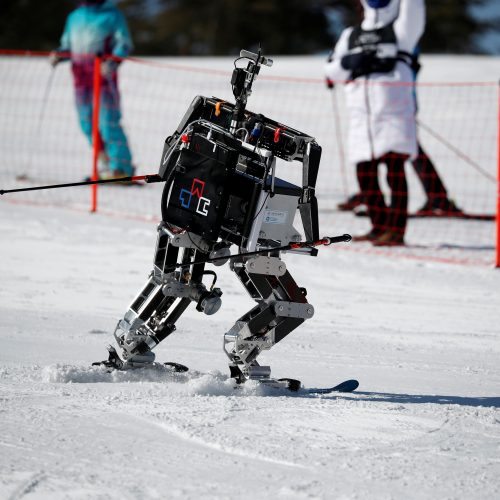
(92, 345, 189, 373)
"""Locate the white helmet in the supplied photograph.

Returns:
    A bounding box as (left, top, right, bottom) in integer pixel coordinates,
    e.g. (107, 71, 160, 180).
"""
(361, 0, 401, 30)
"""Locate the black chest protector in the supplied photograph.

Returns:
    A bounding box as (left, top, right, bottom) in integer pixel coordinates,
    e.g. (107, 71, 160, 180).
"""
(341, 22, 418, 80)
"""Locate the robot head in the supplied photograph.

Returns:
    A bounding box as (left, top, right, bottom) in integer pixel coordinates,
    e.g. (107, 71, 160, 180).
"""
(361, 0, 401, 29)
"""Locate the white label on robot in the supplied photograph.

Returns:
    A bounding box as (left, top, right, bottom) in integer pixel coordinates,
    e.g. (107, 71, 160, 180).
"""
(263, 210, 287, 224)
(196, 197, 211, 216)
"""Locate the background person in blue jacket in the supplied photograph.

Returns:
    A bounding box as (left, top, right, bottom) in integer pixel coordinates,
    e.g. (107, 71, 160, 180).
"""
(51, 0, 134, 179)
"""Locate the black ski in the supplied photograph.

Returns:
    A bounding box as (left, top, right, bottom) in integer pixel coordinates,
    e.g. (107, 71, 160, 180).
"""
(409, 212, 494, 221)
(305, 379, 359, 394)
(268, 378, 359, 394)
(92, 360, 189, 374)
(163, 362, 189, 373)
(353, 208, 495, 221)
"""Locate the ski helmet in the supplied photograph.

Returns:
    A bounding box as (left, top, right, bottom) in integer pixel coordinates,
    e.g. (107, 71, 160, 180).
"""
(365, 0, 392, 8)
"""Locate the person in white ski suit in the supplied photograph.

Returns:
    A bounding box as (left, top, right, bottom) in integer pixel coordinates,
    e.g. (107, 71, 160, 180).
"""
(325, 0, 426, 245)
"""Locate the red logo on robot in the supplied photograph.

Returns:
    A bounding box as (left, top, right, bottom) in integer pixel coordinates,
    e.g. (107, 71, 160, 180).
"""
(179, 178, 211, 217)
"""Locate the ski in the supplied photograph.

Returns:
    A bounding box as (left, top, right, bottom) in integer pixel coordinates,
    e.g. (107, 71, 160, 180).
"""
(15, 173, 62, 185)
(305, 379, 359, 394)
(258, 378, 359, 394)
(92, 360, 189, 374)
(351, 208, 494, 221)
(409, 212, 494, 221)
(163, 362, 189, 373)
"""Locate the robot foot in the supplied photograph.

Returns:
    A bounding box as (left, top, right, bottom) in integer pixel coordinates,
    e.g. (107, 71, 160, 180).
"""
(231, 376, 302, 392)
(257, 378, 301, 392)
(92, 345, 124, 370)
(92, 345, 155, 370)
(92, 346, 188, 373)
(124, 350, 156, 368)
(229, 365, 301, 392)
(276, 378, 301, 392)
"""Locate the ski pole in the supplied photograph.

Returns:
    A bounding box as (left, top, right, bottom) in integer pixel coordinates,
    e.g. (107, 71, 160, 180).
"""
(36, 66, 56, 140)
(417, 119, 495, 183)
(168, 234, 352, 271)
(0, 174, 162, 195)
(23, 65, 57, 175)
(329, 85, 349, 198)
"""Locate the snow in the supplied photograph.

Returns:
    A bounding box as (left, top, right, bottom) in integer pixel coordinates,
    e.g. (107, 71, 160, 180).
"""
(1, 200, 500, 499)
(1, 54, 500, 499)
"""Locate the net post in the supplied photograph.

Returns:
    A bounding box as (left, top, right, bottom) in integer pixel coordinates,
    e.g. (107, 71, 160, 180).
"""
(91, 55, 102, 213)
(496, 81, 500, 268)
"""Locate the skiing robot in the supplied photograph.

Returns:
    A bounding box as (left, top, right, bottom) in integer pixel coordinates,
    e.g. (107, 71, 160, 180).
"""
(95, 50, 351, 391)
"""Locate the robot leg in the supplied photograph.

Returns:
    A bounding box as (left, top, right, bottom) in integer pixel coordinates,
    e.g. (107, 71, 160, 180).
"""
(101, 223, 222, 369)
(223, 254, 314, 385)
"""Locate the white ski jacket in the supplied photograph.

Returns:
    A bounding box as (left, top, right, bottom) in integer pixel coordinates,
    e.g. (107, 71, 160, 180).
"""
(325, 0, 425, 164)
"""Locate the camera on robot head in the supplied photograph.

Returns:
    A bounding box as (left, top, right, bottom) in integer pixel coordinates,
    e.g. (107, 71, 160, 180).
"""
(158, 48, 322, 261)
(231, 49, 273, 105)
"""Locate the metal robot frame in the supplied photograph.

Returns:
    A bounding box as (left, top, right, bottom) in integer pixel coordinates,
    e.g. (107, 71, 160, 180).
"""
(98, 49, 348, 390)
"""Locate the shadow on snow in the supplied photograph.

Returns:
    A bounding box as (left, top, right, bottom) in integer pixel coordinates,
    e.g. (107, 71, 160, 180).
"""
(334, 391, 500, 408)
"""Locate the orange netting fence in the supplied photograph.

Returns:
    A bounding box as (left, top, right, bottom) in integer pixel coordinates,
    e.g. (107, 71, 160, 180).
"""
(0, 50, 498, 266)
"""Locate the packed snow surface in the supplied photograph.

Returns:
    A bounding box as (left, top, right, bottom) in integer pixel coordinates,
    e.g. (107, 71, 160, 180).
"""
(0, 201, 499, 500)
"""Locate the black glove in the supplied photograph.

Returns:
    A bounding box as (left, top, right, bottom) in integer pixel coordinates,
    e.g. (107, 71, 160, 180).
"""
(49, 51, 63, 67)
(101, 60, 119, 78)
(49, 50, 71, 67)
(341, 51, 376, 80)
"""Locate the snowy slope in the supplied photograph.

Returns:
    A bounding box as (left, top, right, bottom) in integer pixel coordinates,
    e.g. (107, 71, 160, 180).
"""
(1, 200, 499, 500)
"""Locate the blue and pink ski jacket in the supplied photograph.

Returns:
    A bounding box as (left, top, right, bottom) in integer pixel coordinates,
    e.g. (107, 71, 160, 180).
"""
(58, 0, 133, 61)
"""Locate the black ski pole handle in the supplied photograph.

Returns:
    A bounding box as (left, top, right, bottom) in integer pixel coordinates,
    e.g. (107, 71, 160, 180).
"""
(291, 234, 351, 249)
(323, 234, 352, 244)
